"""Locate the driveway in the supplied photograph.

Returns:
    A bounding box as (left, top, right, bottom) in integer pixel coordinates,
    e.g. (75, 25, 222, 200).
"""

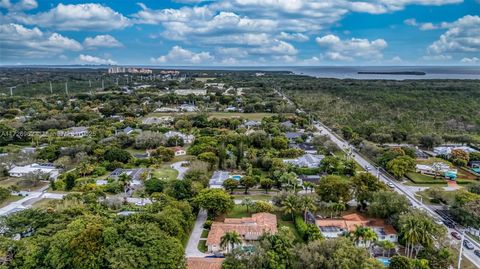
(171, 161, 189, 179)
(185, 209, 208, 257)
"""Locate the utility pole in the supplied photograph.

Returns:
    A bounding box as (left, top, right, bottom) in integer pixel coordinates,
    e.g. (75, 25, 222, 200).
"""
(65, 81, 68, 95)
(102, 79, 104, 90)
(89, 79, 92, 88)
(457, 230, 465, 269)
(49, 81, 53, 94)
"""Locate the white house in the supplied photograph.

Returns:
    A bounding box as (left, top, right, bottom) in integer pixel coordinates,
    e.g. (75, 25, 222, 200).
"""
(283, 154, 324, 168)
(415, 162, 457, 179)
(174, 89, 207, 96)
(164, 131, 195, 144)
(58, 127, 88, 137)
(172, 147, 186, 156)
(9, 163, 60, 180)
(433, 146, 478, 156)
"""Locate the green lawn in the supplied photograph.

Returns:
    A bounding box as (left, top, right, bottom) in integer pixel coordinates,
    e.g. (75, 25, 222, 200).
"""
(0, 177, 49, 191)
(406, 172, 477, 185)
(197, 240, 207, 253)
(232, 194, 274, 201)
(31, 198, 57, 209)
(201, 229, 209, 239)
(151, 168, 178, 181)
(0, 195, 23, 207)
(225, 205, 252, 218)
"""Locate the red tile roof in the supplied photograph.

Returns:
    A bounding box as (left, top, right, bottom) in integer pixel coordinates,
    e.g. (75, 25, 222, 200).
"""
(206, 213, 277, 246)
(316, 213, 397, 235)
(187, 258, 223, 269)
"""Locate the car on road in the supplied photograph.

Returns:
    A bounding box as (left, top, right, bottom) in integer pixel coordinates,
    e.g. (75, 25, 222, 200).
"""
(443, 220, 455, 228)
(387, 182, 395, 188)
(464, 240, 474, 250)
(474, 249, 480, 257)
(365, 165, 371, 171)
(451, 232, 461, 240)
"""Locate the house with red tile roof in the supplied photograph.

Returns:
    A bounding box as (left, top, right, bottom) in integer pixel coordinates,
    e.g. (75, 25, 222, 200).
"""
(315, 213, 397, 243)
(187, 258, 223, 269)
(206, 212, 277, 253)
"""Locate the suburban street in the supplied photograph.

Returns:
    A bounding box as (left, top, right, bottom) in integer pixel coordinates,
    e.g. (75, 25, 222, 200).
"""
(275, 89, 480, 268)
(314, 121, 480, 268)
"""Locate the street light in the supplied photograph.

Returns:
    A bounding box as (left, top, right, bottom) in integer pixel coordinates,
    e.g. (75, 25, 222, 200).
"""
(458, 230, 465, 269)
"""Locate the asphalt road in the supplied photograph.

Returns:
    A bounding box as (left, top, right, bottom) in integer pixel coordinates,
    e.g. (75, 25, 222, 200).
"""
(314, 122, 480, 268)
(275, 88, 479, 268)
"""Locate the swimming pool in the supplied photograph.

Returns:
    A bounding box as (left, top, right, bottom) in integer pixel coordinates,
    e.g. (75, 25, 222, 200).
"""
(231, 175, 242, 180)
(377, 257, 391, 266)
(472, 168, 480, 173)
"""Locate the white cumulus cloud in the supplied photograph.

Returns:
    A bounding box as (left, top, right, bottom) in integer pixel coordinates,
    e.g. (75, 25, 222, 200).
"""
(316, 34, 388, 61)
(151, 46, 214, 64)
(428, 15, 480, 54)
(84, 35, 123, 48)
(460, 57, 479, 64)
(9, 3, 131, 31)
(77, 54, 117, 65)
(0, 23, 82, 59)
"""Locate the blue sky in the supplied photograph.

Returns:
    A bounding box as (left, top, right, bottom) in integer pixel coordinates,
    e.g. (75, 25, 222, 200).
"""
(0, 0, 479, 66)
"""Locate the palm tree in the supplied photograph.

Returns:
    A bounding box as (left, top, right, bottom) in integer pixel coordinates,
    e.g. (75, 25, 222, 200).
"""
(351, 226, 377, 252)
(282, 195, 299, 220)
(241, 197, 253, 213)
(400, 217, 422, 258)
(377, 240, 396, 257)
(300, 195, 316, 222)
(220, 231, 242, 253)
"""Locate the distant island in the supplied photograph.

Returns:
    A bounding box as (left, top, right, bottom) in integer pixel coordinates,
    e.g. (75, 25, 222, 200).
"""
(358, 71, 426, 75)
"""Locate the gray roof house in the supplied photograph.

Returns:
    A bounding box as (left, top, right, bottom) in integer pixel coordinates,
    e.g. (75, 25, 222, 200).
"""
(58, 126, 89, 137)
(280, 121, 294, 129)
(209, 171, 230, 188)
(109, 168, 150, 186)
(242, 120, 261, 129)
(283, 154, 324, 168)
(285, 132, 302, 141)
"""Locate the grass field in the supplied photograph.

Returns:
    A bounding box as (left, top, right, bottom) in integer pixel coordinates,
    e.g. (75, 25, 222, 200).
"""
(197, 240, 207, 253)
(31, 198, 57, 209)
(147, 112, 280, 121)
(201, 229, 209, 238)
(152, 168, 178, 180)
(0, 177, 49, 191)
(405, 172, 477, 185)
(0, 195, 22, 207)
(232, 194, 274, 201)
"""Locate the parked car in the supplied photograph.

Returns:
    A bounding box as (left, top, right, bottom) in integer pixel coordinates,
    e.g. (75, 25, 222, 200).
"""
(474, 250, 480, 258)
(451, 232, 461, 240)
(463, 240, 474, 250)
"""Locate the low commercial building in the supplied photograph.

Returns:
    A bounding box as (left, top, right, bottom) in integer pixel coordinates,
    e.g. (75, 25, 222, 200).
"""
(206, 213, 277, 253)
(9, 163, 60, 180)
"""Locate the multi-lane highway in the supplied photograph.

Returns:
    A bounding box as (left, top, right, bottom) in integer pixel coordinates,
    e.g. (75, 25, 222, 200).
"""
(275, 89, 480, 268)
